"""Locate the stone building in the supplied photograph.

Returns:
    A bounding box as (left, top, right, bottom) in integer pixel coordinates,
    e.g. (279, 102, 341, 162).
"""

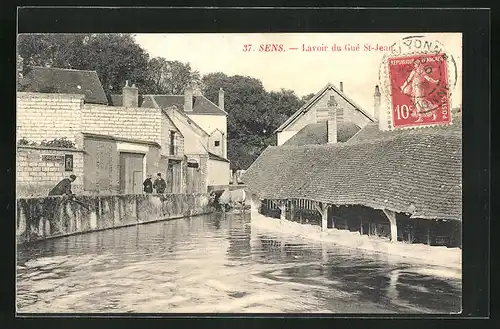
(109, 85, 231, 190)
(275, 82, 376, 146)
(16, 65, 218, 197)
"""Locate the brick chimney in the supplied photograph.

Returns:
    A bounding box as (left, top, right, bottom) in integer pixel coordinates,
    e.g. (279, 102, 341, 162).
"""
(339, 81, 344, 93)
(123, 80, 139, 107)
(184, 86, 193, 112)
(218, 88, 225, 111)
(327, 95, 338, 144)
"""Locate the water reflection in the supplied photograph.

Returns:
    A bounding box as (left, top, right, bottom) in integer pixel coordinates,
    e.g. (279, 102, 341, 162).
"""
(17, 213, 461, 313)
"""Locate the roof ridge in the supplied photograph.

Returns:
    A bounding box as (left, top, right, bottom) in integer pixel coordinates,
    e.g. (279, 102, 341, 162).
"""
(28, 65, 99, 74)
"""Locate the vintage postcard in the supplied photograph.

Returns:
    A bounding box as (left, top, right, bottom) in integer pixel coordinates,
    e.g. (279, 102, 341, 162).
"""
(16, 32, 462, 314)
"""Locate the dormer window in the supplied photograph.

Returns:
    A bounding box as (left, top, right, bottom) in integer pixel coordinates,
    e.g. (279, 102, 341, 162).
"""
(214, 141, 220, 147)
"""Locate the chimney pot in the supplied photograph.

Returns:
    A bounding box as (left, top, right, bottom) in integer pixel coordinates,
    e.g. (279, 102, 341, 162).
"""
(184, 87, 194, 112)
(218, 88, 225, 111)
(340, 82, 344, 93)
(122, 81, 138, 107)
(327, 95, 338, 144)
(374, 85, 384, 130)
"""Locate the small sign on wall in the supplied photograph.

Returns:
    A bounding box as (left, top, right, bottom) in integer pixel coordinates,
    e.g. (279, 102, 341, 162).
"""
(42, 155, 64, 162)
(64, 154, 73, 171)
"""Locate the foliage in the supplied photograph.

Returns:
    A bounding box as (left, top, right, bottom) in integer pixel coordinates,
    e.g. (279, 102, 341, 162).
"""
(18, 33, 151, 95)
(146, 58, 202, 94)
(40, 137, 76, 149)
(18, 137, 76, 148)
(17, 138, 37, 146)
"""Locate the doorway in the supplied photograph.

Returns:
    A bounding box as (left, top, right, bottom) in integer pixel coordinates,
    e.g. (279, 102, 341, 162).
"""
(166, 159, 182, 193)
(119, 152, 145, 194)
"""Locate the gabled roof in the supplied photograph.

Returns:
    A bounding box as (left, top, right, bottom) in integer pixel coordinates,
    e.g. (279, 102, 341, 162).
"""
(243, 127, 462, 221)
(165, 106, 210, 137)
(283, 122, 360, 146)
(146, 95, 227, 116)
(208, 152, 230, 162)
(20, 66, 108, 105)
(275, 83, 376, 133)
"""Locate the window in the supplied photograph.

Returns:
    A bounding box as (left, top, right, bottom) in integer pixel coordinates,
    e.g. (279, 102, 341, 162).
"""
(214, 140, 220, 147)
(169, 131, 175, 155)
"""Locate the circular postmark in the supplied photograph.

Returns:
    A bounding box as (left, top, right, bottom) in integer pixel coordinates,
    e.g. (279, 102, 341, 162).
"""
(378, 36, 458, 129)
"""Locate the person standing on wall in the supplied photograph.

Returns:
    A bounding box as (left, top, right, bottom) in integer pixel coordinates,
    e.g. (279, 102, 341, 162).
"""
(49, 174, 77, 196)
(153, 173, 167, 194)
(143, 174, 153, 194)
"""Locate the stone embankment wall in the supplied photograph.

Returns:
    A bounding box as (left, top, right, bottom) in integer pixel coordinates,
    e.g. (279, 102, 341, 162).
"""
(17, 193, 211, 244)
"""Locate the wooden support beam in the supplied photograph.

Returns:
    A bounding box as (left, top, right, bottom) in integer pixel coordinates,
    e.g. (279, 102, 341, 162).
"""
(321, 207, 329, 232)
(313, 201, 324, 215)
(290, 200, 295, 221)
(382, 209, 398, 243)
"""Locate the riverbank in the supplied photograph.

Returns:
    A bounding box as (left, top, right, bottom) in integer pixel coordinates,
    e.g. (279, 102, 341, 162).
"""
(250, 212, 461, 274)
(16, 193, 212, 244)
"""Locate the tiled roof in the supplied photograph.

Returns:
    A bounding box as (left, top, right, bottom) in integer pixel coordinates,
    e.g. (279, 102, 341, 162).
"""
(20, 66, 108, 105)
(243, 128, 462, 221)
(275, 83, 376, 133)
(148, 95, 227, 115)
(347, 117, 462, 144)
(283, 122, 361, 146)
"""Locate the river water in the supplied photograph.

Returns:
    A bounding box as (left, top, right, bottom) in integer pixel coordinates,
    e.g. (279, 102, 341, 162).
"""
(17, 213, 461, 314)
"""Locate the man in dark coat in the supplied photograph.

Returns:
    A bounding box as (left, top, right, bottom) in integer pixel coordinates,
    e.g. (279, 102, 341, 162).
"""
(48, 174, 76, 196)
(153, 173, 167, 194)
(143, 174, 153, 194)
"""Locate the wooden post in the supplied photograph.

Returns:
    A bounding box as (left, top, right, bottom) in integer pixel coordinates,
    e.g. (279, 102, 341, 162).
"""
(314, 202, 330, 232)
(382, 209, 398, 243)
(360, 217, 363, 235)
(290, 200, 295, 221)
(426, 221, 431, 245)
(278, 201, 286, 222)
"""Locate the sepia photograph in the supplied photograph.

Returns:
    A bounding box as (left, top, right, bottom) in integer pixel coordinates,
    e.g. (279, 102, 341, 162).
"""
(16, 30, 464, 314)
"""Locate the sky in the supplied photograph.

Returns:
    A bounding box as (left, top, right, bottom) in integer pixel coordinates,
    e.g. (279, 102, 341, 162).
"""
(135, 33, 462, 115)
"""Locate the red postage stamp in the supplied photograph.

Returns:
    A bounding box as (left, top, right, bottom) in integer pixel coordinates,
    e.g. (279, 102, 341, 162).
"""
(388, 53, 451, 128)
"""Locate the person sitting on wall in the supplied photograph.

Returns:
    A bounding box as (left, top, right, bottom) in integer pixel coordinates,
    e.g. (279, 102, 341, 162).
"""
(143, 174, 153, 194)
(153, 173, 167, 194)
(48, 174, 76, 196)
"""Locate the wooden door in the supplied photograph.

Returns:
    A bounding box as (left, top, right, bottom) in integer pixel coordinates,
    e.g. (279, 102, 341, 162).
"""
(132, 171, 143, 194)
(166, 162, 174, 193)
(171, 160, 182, 193)
(119, 152, 144, 194)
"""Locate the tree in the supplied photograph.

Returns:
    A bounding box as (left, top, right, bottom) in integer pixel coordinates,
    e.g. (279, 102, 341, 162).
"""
(301, 93, 316, 103)
(17, 33, 150, 95)
(146, 58, 202, 94)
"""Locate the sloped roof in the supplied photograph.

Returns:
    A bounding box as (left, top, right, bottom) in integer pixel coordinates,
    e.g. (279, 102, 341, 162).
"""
(347, 116, 462, 144)
(283, 122, 361, 146)
(208, 152, 230, 162)
(82, 133, 160, 147)
(243, 129, 462, 221)
(20, 66, 108, 105)
(147, 95, 227, 115)
(275, 83, 376, 133)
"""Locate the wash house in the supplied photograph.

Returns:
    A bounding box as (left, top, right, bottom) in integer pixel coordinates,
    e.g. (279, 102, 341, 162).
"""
(243, 93, 462, 249)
